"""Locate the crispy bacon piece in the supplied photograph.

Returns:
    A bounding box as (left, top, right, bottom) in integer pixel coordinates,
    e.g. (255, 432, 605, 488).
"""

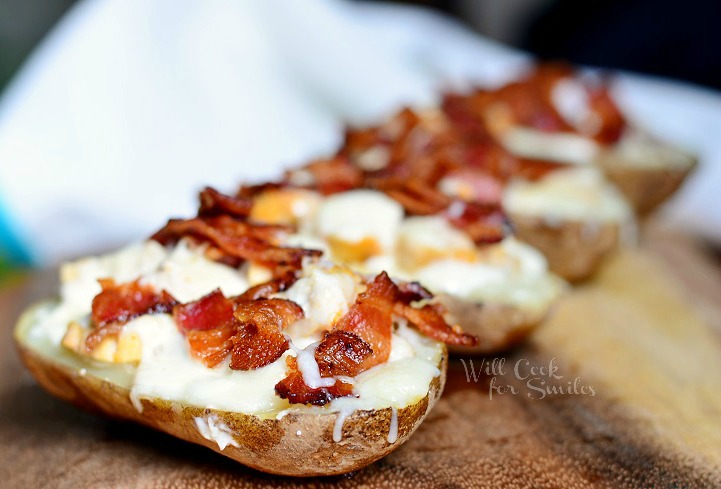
(228, 299, 301, 370)
(275, 271, 478, 405)
(198, 187, 253, 218)
(396, 280, 433, 304)
(275, 357, 354, 406)
(236, 269, 299, 301)
(314, 330, 373, 378)
(173, 289, 235, 333)
(286, 156, 363, 195)
(394, 301, 477, 347)
(369, 177, 451, 215)
(587, 84, 626, 144)
(237, 182, 284, 199)
(151, 215, 321, 270)
(187, 325, 236, 368)
(86, 279, 177, 351)
(175, 289, 238, 367)
(445, 201, 507, 244)
(333, 271, 397, 371)
(176, 290, 301, 370)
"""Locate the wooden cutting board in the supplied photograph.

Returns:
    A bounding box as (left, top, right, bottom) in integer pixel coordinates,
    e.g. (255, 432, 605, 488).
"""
(1, 222, 720, 488)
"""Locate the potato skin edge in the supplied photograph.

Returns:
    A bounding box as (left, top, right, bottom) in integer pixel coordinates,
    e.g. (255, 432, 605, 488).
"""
(509, 213, 623, 282)
(436, 294, 548, 355)
(597, 153, 697, 216)
(14, 320, 447, 477)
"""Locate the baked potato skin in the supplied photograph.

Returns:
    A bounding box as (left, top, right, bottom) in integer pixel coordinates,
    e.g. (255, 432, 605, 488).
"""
(436, 294, 548, 355)
(14, 314, 447, 477)
(509, 213, 623, 282)
(597, 154, 698, 216)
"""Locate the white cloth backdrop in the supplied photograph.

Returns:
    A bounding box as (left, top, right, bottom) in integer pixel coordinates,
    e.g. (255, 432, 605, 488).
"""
(0, 0, 719, 264)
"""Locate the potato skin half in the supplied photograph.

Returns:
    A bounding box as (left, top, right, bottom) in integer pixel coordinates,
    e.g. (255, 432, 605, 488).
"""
(435, 294, 549, 355)
(597, 153, 697, 216)
(509, 213, 624, 282)
(14, 318, 447, 477)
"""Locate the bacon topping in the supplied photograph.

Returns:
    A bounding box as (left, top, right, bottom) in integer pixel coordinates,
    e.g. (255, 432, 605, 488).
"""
(275, 271, 478, 405)
(236, 269, 299, 301)
(286, 156, 363, 195)
(152, 215, 321, 271)
(275, 357, 354, 406)
(369, 177, 451, 216)
(173, 289, 235, 333)
(228, 299, 301, 370)
(396, 280, 433, 303)
(198, 186, 253, 218)
(394, 301, 477, 347)
(333, 271, 397, 371)
(314, 330, 373, 378)
(86, 279, 177, 351)
(445, 201, 507, 245)
(174, 289, 302, 370)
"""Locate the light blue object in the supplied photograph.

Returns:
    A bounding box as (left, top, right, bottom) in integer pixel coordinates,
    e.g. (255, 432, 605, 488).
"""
(0, 196, 34, 267)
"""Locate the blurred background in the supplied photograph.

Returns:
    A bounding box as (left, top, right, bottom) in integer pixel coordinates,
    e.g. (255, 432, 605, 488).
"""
(0, 0, 720, 281)
(3, 0, 720, 93)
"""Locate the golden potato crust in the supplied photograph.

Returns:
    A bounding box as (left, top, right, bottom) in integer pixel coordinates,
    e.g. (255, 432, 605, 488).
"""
(14, 309, 447, 477)
(509, 213, 624, 282)
(435, 293, 549, 355)
(597, 153, 697, 216)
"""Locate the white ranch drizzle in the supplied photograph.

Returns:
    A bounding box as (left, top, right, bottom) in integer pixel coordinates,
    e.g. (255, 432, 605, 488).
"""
(194, 414, 239, 451)
(129, 390, 144, 413)
(333, 405, 355, 443)
(289, 340, 336, 389)
(387, 407, 398, 443)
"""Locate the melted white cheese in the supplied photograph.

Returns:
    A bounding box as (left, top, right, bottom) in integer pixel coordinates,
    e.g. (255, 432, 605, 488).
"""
(504, 166, 632, 222)
(60, 240, 168, 314)
(501, 127, 599, 166)
(314, 190, 404, 252)
(287, 190, 560, 314)
(27, 240, 444, 421)
(277, 264, 358, 331)
(126, 315, 289, 415)
(141, 240, 249, 303)
(397, 216, 476, 255)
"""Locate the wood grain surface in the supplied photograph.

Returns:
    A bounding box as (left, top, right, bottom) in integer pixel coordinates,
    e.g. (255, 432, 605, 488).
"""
(1, 222, 720, 488)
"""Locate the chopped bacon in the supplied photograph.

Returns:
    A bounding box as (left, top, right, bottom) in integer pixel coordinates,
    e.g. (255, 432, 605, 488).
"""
(236, 181, 284, 199)
(494, 63, 575, 133)
(445, 200, 507, 244)
(86, 279, 177, 351)
(187, 325, 236, 368)
(440, 168, 504, 205)
(286, 156, 363, 195)
(587, 83, 626, 144)
(333, 271, 479, 359)
(173, 289, 235, 333)
(236, 269, 299, 301)
(275, 357, 354, 406)
(314, 330, 373, 378)
(333, 271, 397, 371)
(175, 288, 302, 370)
(369, 177, 451, 215)
(396, 280, 433, 303)
(228, 299, 301, 370)
(275, 271, 478, 405)
(151, 215, 321, 270)
(198, 187, 253, 218)
(394, 301, 477, 347)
